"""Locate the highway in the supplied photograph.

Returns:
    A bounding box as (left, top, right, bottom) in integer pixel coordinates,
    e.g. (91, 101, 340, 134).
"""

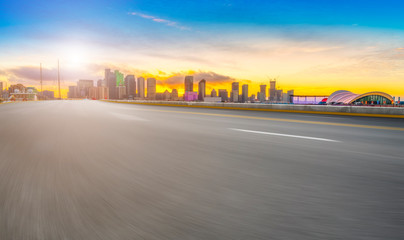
(0, 100, 403, 240)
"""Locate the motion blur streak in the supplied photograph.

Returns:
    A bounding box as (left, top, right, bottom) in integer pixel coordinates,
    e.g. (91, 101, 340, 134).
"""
(104, 103, 404, 131)
(0, 100, 403, 239)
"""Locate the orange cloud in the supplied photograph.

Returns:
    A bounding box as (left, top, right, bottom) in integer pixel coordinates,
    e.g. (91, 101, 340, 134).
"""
(139, 70, 243, 95)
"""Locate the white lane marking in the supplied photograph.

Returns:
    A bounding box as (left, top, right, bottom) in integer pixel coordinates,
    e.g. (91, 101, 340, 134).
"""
(109, 112, 149, 121)
(229, 128, 341, 142)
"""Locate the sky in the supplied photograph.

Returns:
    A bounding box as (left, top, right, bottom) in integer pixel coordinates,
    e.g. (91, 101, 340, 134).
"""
(1, 0, 404, 98)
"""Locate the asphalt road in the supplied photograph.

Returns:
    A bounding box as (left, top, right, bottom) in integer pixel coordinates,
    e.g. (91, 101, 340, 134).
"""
(0, 100, 403, 240)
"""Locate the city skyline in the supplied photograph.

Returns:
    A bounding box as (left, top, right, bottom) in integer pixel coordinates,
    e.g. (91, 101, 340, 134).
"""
(1, 1, 404, 98)
(1, 2, 404, 239)
(63, 71, 294, 103)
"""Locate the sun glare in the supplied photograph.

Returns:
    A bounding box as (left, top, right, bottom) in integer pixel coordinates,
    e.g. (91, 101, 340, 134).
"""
(60, 46, 89, 68)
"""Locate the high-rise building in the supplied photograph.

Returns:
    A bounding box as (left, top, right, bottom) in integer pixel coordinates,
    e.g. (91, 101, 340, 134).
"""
(89, 87, 97, 99)
(241, 84, 248, 103)
(117, 85, 126, 99)
(97, 79, 104, 87)
(285, 90, 294, 103)
(98, 87, 109, 100)
(147, 78, 156, 100)
(156, 92, 164, 100)
(184, 92, 198, 101)
(211, 89, 217, 97)
(276, 89, 283, 102)
(106, 69, 117, 99)
(185, 76, 193, 92)
(125, 75, 136, 99)
(269, 80, 276, 101)
(218, 89, 228, 102)
(260, 85, 266, 102)
(88, 86, 109, 100)
(231, 82, 239, 102)
(68, 86, 78, 98)
(137, 77, 145, 98)
(198, 79, 206, 101)
(105, 69, 112, 81)
(171, 89, 178, 100)
(250, 94, 256, 102)
(115, 70, 124, 87)
(163, 90, 171, 100)
(77, 80, 94, 98)
(104, 69, 112, 88)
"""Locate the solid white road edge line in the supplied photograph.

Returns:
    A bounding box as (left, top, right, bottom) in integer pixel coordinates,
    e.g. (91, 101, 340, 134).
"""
(229, 128, 341, 142)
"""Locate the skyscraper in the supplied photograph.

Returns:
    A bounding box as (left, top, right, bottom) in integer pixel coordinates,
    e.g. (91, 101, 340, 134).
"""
(198, 79, 206, 101)
(68, 86, 78, 98)
(276, 89, 283, 102)
(269, 80, 276, 101)
(259, 85, 266, 102)
(77, 80, 94, 98)
(125, 75, 136, 99)
(184, 92, 198, 101)
(98, 87, 109, 100)
(163, 90, 171, 100)
(250, 94, 256, 102)
(116, 71, 125, 100)
(106, 69, 117, 99)
(137, 77, 145, 98)
(286, 90, 294, 103)
(185, 76, 193, 92)
(241, 84, 248, 103)
(147, 78, 156, 100)
(0, 82, 3, 98)
(89, 87, 97, 99)
(218, 89, 228, 102)
(115, 70, 124, 87)
(105, 69, 112, 80)
(117, 85, 126, 99)
(231, 82, 239, 102)
(97, 79, 103, 87)
(211, 89, 217, 97)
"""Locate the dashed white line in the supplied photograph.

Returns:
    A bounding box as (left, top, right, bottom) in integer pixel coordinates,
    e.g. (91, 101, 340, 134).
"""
(229, 128, 341, 142)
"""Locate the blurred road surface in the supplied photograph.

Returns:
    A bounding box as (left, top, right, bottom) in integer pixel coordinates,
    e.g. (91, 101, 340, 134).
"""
(0, 100, 403, 239)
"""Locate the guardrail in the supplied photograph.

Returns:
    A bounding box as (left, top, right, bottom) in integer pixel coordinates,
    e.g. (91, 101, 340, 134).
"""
(103, 100, 404, 118)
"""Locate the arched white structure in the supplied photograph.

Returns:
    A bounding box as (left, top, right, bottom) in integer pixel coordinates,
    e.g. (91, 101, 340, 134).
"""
(326, 91, 393, 105)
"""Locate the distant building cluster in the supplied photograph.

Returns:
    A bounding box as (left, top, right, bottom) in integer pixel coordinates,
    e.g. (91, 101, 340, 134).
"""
(68, 69, 180, 101)
(0, 82, 54, 101)
(1, 71, 399, 106)
(181, 76, 294, 103)
(67, 69, 294, 103)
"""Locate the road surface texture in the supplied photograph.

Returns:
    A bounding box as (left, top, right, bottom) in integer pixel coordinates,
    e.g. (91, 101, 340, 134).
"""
(0, 100, 403, 240)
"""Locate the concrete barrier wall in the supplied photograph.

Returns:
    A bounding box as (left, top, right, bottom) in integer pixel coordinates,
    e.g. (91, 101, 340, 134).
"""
(104, 100, 404, 117)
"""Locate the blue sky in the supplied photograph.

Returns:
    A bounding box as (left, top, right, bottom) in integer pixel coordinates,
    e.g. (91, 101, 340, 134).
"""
(1, 0, 404, 96)
(2, 0, 404, 28)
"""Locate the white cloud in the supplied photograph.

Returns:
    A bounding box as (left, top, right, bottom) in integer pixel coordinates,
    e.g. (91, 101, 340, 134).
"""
(128, 12, 191, 30)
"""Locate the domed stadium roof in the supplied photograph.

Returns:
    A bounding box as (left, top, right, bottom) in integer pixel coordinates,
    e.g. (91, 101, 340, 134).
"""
(326, 91, 394, 105)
